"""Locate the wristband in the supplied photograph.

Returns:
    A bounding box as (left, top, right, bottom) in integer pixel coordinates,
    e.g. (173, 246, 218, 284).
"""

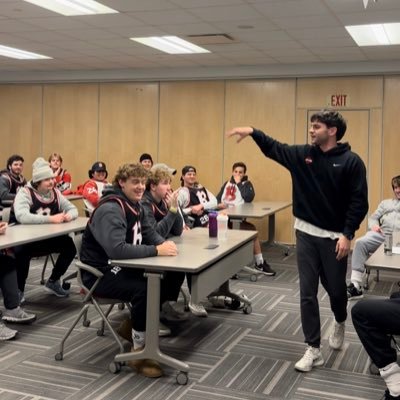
(169, 206, 178, 214)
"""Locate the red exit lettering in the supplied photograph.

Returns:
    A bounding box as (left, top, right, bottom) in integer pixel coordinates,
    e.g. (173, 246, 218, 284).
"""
(330, 94, 347, 107)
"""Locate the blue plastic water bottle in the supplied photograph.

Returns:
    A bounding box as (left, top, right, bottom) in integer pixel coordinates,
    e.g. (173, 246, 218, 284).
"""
(208, 212, 218, 238)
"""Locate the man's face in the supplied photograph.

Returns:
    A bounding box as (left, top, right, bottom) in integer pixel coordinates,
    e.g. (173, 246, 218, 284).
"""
(309, 120, 334, 147)
(182, 171, 196, 187)
(50, 157, 61, 170)
(93, 170, 106, 181)
(153, 179, 171, 200)
(141, 159, 152, 170)
(9, 160, 23, 176)
(232, 166, 245, 181)
(393, 184, 400, 200)
(119, 176, 146, 203)
(37, 178, 54, 192)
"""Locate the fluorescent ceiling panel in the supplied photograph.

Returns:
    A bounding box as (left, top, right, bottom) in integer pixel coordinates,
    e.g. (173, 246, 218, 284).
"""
(24, 0, 118, 16)
(0, 45, 52, 59)
(131, 36, 210, 54)
(346, 23, 400, 46)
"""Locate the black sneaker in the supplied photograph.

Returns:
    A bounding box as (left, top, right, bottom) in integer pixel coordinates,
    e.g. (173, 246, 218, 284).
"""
(347, 283, 363, 300)
(383, 389, 400, 400)
(254, 261, 276, 276)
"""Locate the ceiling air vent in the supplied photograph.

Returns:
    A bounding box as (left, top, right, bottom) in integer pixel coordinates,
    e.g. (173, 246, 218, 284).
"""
(186, 34, 235, 45)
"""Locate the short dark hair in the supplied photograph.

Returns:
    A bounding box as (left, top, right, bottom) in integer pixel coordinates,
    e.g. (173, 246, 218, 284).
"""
(232, 162, 247, 174)
(392, 175, 400, 189)
(310, 109, 347, 141)
(6, 154, 24, 170)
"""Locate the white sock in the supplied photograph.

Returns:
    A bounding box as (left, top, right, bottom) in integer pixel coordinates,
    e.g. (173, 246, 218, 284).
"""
(254, 253, 263, 266)
(132, 329, 145, 350)
(380, 362, 400, 396)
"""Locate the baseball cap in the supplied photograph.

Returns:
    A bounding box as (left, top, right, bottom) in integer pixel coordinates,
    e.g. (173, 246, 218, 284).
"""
(151, 163, 177, 175)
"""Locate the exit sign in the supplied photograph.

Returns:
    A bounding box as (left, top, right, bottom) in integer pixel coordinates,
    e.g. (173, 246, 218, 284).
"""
(327, 94, 349, 107)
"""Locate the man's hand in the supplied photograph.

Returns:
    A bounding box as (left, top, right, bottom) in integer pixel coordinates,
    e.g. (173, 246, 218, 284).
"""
(336, 236, 351, 260)
(371, 225, 383, 234)
(226, 126, 254, 143)
(190, 204, 204, 215)
(63, 213, 72, 222)
(156, 240, 178, 256)
(49, 213, 66, 224)
(165, 189, 179, 208)
(0, 222, 7, 235)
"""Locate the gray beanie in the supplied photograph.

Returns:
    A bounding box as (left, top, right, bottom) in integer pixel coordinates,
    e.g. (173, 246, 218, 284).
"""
(32, 157, 55, 183)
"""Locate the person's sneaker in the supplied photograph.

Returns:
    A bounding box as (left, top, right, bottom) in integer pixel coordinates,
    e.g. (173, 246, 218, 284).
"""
(382, 389, 400, 400)
(44, 280, 69, 297)
(0, 321, 18, 341)
(329, 321, 345, 350)
(18, 290, 25, 305)
(160, 301, 188, 322)
(188, 301, 208, 317)
(347, 283, 363, 300)
(295, 346, 324, 372)
(158, 321, 171, 337)
(254, 261, 276, 276)
(2, 307, 36, 323)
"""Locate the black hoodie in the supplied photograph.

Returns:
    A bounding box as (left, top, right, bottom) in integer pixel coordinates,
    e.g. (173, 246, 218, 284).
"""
(251, 128, 368, 238)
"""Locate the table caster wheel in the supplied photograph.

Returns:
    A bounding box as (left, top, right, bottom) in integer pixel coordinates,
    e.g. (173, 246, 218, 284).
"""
(40, 279, 45, 285)
(250, 274, 257, 282)
(55, 352, 63, 361)
(109, 362, 121, 374)
(118, 303, 125, 310)
(176, 371, 188, 385)
(243, 305, 252, 314)
(82, 319, 91, 327)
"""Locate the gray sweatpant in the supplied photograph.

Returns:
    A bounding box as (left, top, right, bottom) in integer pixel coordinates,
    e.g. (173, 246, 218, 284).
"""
(350, 230, 385, 285)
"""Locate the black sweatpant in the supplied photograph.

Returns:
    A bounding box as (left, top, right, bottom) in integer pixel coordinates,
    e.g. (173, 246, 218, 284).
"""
(13, 235, 76, 292)
(0, 254, 20, 311)
(352, 298, 400, 368)
(296, 230, 348, 347)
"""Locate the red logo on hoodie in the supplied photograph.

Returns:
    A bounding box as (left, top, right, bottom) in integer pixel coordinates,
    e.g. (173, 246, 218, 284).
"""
(305, 157, 313, 164)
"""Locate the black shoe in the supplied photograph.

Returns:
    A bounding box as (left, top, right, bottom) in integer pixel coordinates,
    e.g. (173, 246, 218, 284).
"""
(383, 389, 400, 399)
(347, 283, 363, 300)
(254, 261, 276, 276)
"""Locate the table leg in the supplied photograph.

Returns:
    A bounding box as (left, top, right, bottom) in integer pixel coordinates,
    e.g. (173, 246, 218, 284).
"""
(114, 272, 189, 373)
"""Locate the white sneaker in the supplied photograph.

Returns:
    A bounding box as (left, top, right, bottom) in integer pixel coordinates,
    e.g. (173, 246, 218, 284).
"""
(188, 301, 208, 317)
(329, 321, 345, 350)
(295, 346, 324, 372)
(0, 321, 17, 341)
(3, 306, 36, 323)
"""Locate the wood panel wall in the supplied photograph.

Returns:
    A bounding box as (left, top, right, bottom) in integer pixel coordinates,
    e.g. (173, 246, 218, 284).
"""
(1, 75, 399, 244)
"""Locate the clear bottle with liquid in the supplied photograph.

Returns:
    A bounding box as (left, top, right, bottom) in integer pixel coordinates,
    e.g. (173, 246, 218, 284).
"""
(217, 213, 229, 240)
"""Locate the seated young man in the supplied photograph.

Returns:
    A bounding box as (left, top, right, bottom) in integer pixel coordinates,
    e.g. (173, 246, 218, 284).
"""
(352, 296, 400, 400)
(10, 158, 78, 300)
(139, 153, 153, 171)
(0, 154, 26, 207)
(80, 163, 178, 379)
(178, 165, 217, 317)
(347, 175, 400, 299)
(80, 162, 109, 214)
(216, 161, 276, 276)
(0, 221, 36, 340)
(48, 153, 72, 194)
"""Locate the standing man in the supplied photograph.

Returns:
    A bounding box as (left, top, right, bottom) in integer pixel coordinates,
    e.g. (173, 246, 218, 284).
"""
(227, 110, 368, 372)
(0, 155, 26, 206)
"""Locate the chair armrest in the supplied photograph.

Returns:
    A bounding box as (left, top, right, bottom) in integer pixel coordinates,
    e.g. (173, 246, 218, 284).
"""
(75, 261, 103, 278)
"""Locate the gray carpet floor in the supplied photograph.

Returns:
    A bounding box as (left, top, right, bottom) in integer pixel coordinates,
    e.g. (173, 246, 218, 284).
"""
(0, 246, 397, 400)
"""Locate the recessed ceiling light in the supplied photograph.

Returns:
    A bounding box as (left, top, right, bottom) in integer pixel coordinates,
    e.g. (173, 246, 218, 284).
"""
(346, 23, 400, 46)
(0, 44, 52, 59)
(23, 0, 118, 16)
(130, 36, 210, 54)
